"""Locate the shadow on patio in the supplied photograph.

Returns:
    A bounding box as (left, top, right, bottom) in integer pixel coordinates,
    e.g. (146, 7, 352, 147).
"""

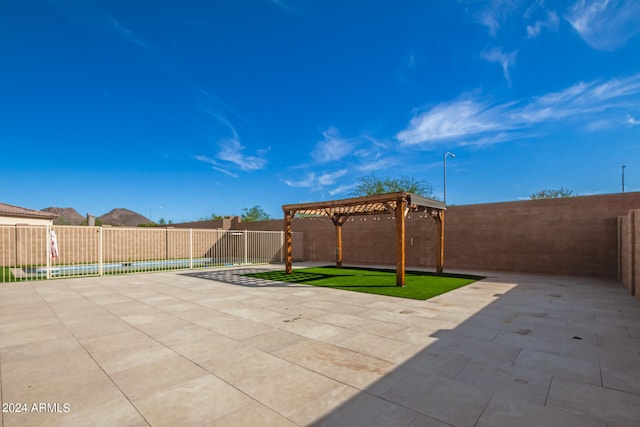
(268, 271, 640, 426)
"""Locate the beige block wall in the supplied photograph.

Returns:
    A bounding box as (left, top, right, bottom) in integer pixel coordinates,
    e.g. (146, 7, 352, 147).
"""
(244, 192, 640, 278)
(444, 194, 636, 277)
(54, 226, 100, 264)
(636, 210, 640, 300)
(0, 226, 48, 266)
(631, 209, 640, 299)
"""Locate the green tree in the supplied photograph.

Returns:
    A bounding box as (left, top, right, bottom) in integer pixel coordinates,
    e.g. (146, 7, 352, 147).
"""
(199, 213, 223, 221)
(351, 174, 437, 199)
(158, 218, 166, 225)
(241, 205, 271, 221)
(530, 188, 574, 199)
(54, 217, 72, 226)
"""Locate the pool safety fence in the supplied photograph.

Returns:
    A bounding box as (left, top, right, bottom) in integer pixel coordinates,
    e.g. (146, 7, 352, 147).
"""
(0, 225, 299, 282)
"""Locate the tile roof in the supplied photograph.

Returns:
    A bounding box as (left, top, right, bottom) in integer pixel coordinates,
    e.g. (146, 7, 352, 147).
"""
(0, 202, 57, 219)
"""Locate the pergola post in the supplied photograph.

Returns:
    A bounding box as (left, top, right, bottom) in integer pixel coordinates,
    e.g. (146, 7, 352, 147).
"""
(436, 210, 445, 274)
(284, 210, 293, 273)
(395, 198, 406, 287)
(336, 223, 343, 268)
(329, 214, 348, 268)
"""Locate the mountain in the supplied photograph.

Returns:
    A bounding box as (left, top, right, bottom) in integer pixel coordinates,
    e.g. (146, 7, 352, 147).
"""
(99, 208, 153, 226)
(42, 207, 85, 225)
(41, 207, 154, 226)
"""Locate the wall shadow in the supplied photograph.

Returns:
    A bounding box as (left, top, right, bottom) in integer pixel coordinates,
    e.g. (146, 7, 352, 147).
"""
(300, 272, 638, 426)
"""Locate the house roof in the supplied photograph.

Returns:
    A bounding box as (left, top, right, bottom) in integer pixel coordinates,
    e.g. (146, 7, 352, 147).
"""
(0, 202, 58, 220)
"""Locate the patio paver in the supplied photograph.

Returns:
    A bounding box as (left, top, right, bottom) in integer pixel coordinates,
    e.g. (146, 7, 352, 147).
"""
(1, 264, 640, 426)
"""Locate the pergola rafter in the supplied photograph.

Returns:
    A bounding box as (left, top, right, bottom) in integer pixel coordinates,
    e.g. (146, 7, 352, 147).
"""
(282, 192, 446, 287)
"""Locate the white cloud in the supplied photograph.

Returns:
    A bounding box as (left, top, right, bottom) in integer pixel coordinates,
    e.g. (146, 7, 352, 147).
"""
(196, 134, 268, 176)
(105, 15, 149, 48)
(329, 184, 357, 196)
(351, 136, 396, 172)
(523, 0, 546, 19)
(194, 87, 253, 127)
(318, 169, 348, 186)
(566, 0, 640, 50)
(478, 12, 501, 36)
(585, 119, 616, 131)
(481, 47, 517, 85)
(356, 159, 394, 172)
(526, 10, 559, 38)
(476, 3, 502, 37)
(590, 76, 640, 101)
(311, 128, 353, 163)
(458, 132, 525, 147)
(397, 100, 510, 146)
(474, 0, 520, 36)
(284, 173, 316, 188)
(285, 130, 411, 192)
(628, 115, 640, 126)
(194, 154, 214, 164)
(217, 139, 268, 171)
(283, 169, 349, 191)
(397, 73, 640, 147)
(510, 81, 595, 123)
(516, 74, 640, 122)
(193, 155, 238, 178)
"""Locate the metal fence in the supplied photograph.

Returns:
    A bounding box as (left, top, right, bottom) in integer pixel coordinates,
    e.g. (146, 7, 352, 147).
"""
(0, 225, 299, 282)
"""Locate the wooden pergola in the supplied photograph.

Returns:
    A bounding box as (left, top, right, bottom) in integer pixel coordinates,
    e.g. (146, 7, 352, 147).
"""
(282, 192, 446, 287)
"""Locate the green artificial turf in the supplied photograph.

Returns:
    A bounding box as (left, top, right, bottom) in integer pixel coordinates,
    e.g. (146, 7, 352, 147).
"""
(244, 267, 484, 300)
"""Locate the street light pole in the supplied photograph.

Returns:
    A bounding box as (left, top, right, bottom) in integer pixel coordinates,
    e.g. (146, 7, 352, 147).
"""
(622, 165, 626, 193)
(444, 152, 455, 205)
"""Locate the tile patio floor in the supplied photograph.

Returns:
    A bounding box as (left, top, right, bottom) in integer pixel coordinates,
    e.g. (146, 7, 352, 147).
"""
(1, 263, 640, 426)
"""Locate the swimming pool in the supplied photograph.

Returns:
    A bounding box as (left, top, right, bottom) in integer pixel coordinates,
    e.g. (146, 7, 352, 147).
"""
(26, 258, 242, 277)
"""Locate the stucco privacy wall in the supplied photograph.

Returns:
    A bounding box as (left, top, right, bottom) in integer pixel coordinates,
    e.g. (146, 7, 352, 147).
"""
(444, 193, 640, 277)
(238, 192, 640, 278)
(171, 216, 241, 230)
(619, 209, 639, 297)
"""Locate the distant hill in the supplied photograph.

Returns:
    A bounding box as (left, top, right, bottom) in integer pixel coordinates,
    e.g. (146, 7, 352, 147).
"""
(42, 207, 154, 226)
(42, 207, 85, 225)
(99, 208, 153, 226)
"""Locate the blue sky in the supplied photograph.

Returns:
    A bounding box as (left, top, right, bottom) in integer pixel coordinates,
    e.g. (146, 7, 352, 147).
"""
(2, 0, 639, 223)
